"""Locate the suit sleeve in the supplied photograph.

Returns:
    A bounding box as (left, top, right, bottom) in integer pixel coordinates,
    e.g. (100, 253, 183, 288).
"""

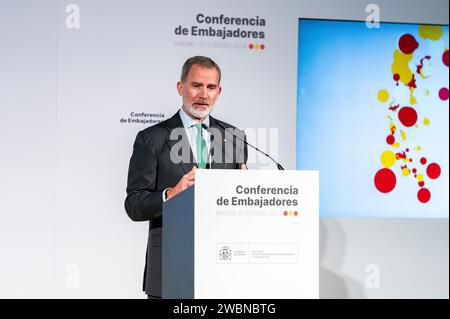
(124, 131, 163, 221)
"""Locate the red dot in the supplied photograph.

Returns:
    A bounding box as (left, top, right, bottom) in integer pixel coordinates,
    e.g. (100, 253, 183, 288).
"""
(418, 188, 431, 203)
(412, 168, 417, 174)
(283, 211, 288, 216)
(398, 106, 418, 127)
(398, 34, 419, 54)
(393, 73, 400, 81)
(420, 157, 427, 165)
(426, 163, 441, 179)
(249, 44, 254, 49)
(386, 135, 395, 145)
(294, 211, 298, 216)
(418, 181, 425, 187)
(406, 148, 409, 152)
(409, 159, 413, 162)
(443, 49, 449, 67)
(439, 87, 449, 101)
(260, 44, 265, 50)
(374, 168, 397, 193)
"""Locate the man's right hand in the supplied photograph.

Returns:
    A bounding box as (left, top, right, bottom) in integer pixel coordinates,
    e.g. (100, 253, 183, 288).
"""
(166, 166, 196, 200)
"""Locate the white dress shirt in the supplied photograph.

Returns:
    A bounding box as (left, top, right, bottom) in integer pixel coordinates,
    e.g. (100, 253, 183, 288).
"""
(178, 107, 211, 163)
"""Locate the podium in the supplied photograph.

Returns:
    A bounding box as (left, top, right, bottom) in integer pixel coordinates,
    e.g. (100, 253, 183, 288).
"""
(162, 169, 319, 299)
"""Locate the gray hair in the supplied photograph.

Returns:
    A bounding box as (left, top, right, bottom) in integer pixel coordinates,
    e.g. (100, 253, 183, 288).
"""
(180, 56, 221, 83)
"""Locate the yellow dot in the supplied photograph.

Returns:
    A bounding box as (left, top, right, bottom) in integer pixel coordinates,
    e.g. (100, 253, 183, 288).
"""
(417, 173, 424, 182)
(401, 131, 407, 141)
(289, 211, 293, 216)
(424, 117, 430, 126)
(419, 25, 444, 41)
(378, 90, 389, 103)
(254, 44, 260, 49)
(410, 95, 417, 105)
(390, 122, 397, 133)
(392, 142, 400, 148)
(392, 50, 414, 86)
(381, 150, 396, 168)
(402, 168, 410, 177)
(425, 89, 430, 96)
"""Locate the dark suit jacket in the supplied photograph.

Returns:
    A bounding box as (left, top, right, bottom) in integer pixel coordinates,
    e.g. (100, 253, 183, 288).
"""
(125, 110, 247, 296)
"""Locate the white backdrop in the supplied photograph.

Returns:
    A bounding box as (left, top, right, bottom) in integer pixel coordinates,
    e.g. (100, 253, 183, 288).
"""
(0, 0, 448, 298)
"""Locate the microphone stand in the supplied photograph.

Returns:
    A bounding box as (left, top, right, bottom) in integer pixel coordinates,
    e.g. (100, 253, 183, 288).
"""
(215, 121, 285, 170)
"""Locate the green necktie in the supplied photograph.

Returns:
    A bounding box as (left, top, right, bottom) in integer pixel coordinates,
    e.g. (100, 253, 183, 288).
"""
(196, 123, 208, 169)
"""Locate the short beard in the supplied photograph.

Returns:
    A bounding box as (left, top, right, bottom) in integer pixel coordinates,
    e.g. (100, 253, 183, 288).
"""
(185, 104, 215, 119)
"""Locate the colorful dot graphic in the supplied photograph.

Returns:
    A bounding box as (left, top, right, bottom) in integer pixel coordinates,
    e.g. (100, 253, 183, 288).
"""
(418, 188, 431, 203)
(439, 87, 449, 101)
(374, 26, 446, 204)
(398, 34, 419, 54)
(398, 107, 418, 127)
(377, 89, 390, 103)
(248, 43, 265, 50)
(374, 168, 397, 193)
(283, 210, 299, 217)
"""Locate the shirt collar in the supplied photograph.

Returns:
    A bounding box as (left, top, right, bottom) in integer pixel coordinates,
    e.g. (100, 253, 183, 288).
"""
(179, 107, 210, 129)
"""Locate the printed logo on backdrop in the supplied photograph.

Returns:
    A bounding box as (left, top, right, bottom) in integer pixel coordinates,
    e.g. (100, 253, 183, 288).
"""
(119, 112, 167, 126)
(174, 13, 267, 51)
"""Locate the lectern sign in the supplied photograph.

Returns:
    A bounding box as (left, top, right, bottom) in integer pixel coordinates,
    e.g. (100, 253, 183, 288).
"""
(194, 170, 318, 299)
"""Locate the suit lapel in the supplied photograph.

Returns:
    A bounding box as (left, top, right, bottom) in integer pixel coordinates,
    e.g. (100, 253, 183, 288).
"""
(162, 111, 232, 173)
(163, 111, 196, 175)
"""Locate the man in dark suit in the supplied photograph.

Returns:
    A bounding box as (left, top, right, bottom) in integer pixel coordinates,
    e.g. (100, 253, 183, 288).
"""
(125, 56, 247, 298)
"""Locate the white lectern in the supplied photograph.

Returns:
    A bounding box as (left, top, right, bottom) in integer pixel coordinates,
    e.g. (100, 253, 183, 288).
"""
(162, 169, 319, 299)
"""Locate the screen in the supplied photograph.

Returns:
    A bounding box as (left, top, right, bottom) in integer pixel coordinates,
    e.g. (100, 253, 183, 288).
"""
(297, 19, 449, 218)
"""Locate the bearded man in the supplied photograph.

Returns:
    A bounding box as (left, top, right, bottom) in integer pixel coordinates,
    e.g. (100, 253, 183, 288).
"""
(125, 56, 248, 298)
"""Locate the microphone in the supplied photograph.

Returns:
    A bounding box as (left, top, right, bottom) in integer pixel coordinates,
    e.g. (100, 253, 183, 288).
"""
(215, 120, 285, 170)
